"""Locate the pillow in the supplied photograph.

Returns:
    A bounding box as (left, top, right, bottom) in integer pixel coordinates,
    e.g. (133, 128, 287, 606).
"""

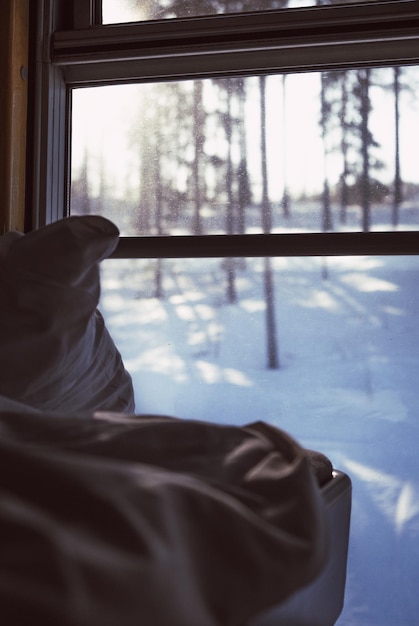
(0, 215, 135, 413)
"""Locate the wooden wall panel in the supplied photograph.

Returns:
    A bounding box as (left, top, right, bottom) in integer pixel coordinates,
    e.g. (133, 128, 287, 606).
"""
(0, 0, 29, 233)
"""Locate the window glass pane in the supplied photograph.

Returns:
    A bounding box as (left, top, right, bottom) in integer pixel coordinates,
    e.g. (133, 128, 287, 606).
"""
(102, 0, 401, 24)
(99, 254, 419, 625)
(71, 67, 419, 235)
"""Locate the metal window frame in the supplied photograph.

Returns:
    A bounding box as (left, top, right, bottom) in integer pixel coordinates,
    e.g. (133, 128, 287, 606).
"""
(110, 232, 419, 259)
(27, 0, 419, 256)
(55, 1, 419, 84)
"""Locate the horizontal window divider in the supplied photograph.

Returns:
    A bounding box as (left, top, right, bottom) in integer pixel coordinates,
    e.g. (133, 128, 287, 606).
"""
(53, 3, 419, 82)
(109, 232, 419, 259)
(61, 38, 419, 86)
(55, 1, 419, 51)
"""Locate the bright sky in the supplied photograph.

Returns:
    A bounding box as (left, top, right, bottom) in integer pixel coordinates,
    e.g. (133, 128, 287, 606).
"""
(71, 68, 419, 202)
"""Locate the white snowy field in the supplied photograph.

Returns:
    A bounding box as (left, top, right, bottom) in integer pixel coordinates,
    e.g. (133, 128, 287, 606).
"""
(100, 248, 419, 625)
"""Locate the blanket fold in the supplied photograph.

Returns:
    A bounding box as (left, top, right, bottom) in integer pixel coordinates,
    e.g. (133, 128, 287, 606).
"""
(0, 407, 329, 626)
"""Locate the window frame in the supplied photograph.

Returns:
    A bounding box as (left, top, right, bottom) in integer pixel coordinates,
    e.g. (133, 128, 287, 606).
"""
(0, 0, 29, 233)
(27, 0, 419, 257)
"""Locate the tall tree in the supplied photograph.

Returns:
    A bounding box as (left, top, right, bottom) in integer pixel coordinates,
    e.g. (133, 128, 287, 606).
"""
(236, 77, 251, 234)
(212, 74, 253, 300)
(392, 66, 404, 228)
(338, 71, 351, 224)
(281, 74, 291, 218)
(319, 72, 333, 232)
(224, 78, 238, 303)
(388, 67, 419, 227)
(358, 68, 372, 232)
(350, 68, 383, 231)
(133, 82, 192, 295)
(260, 75, 279, 370)
(324, 69, 354, 224)
(192, 80, 205, 235)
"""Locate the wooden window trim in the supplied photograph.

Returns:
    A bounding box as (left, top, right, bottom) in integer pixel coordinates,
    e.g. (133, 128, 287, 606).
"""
(0, 0, 29, 233)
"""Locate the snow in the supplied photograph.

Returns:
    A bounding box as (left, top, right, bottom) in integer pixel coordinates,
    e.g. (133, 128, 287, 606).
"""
(99, 236, 419, 625)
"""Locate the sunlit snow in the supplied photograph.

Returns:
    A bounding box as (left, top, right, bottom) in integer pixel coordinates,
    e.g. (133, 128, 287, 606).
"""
(99, 238, 419, 626)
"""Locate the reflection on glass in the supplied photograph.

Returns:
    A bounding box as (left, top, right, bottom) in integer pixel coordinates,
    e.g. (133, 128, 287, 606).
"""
(71, 68, 419, 235)
(99, 253, 419, 626)
(102, 0, 391, 24)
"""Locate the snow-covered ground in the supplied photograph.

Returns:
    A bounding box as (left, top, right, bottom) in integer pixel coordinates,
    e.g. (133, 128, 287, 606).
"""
(99, 218, 419, 625)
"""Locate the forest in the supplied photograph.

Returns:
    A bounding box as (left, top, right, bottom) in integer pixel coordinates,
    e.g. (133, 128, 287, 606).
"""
(72, 65, 419, 238)
(71, 2, 419, 371)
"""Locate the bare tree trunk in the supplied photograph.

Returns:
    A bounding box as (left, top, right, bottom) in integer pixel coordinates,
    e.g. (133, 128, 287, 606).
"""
(281, 74, 290, 217)
(264, 257, 279, 369)
(359, 68, 371, 232)
(154, 142, 164, 299)
(260, 75, 279, 370)
(260, 76, 271, 236)
(192, 80, 204, 235)
(392, 66, 402, 228)
(340, 71, 350, 224)
(137, 96, 154, 234)
(237, 77, 250, 235)
(320, 72, 333, 232)
(225, 79, 237, 304)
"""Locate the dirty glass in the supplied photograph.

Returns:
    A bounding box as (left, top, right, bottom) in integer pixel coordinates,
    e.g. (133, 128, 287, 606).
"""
(71, 67, 419, 236)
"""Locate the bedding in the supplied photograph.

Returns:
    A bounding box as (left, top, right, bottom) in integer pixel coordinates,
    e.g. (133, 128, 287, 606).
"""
(0, 216, 134, 413)
(0, 401, 330, 626)
(0, 215, 332, 625)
